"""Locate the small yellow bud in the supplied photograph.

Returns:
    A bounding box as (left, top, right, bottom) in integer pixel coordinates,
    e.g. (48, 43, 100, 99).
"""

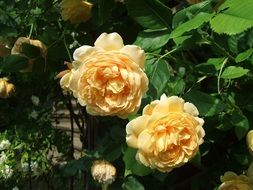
(0, 78, 15, 98)
(91, 160, 116, 190)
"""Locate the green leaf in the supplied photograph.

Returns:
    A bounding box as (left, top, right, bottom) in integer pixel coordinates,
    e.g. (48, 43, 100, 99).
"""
(0, 55, 28, 72)
(173, 35, 192, 46)
(167, 78, 185, 95)
(30, 7, 42, 15)
(216, 114, 234, 131)
(221, 66, 249, 79)
(62, 157, 91, 176)
(235, 49, 253, 63)
(234, 154, 250, 165)
(228, 35, 239, 53)
(190, 151, 201, 167)
(103, 143, 122, 162)
(125, 0, 172, 30)
(145, 54, 158, 76)
(151, 59, 170, 98)
(184, 90, 226, 117)
(172, 0, 212, 28)
(195, 57, 225, 75)
(231, 112, 249, 140)
(170, 12, 213, 39)
(247, 29, 253, 47)
(123, 147, 152, 177)
(123, 176, 145, 190)
(210, 0, 253, 35)
(134, 29, 170, 52)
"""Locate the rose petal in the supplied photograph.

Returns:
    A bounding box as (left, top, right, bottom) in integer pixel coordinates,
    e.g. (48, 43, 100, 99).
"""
(73, 45, 97, 63)
(60, 71, 71, 89)
(184, 102, 199, 116)
(153, 95, 184, 114)
(136, 151, 150, 167)
(94, 33, 124, 51)
(68, 70, 81, 97)
(126, 115, 149, 148)
(138, 130, 153, 153)
(120, 45, 145, 69)
(142, 100, 159, 115)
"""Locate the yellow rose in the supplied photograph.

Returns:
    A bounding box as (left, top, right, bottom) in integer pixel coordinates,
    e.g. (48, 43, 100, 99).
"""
(61, 32, 148, 118)
(60, 0, 92, 24)
(126, 94, 205, 172)
(11, 37, 47, 72)
(247, 130, 253, 156)
(0, 78, 15, 99)
(218, 171, 253, 190)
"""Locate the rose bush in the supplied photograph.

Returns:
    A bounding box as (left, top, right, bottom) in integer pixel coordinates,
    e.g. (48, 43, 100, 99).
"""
(1, 0, 253, 189)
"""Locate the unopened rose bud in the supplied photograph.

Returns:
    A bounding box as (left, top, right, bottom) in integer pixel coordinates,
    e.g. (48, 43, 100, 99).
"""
(247, 130, 253, 156)
(0, 78, 15, 98)
(91, 160, 116, 190)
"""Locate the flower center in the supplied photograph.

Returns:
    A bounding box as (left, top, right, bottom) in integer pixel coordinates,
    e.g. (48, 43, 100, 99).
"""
(106, 79, 125, 94)
(147, 114, 199, 161)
